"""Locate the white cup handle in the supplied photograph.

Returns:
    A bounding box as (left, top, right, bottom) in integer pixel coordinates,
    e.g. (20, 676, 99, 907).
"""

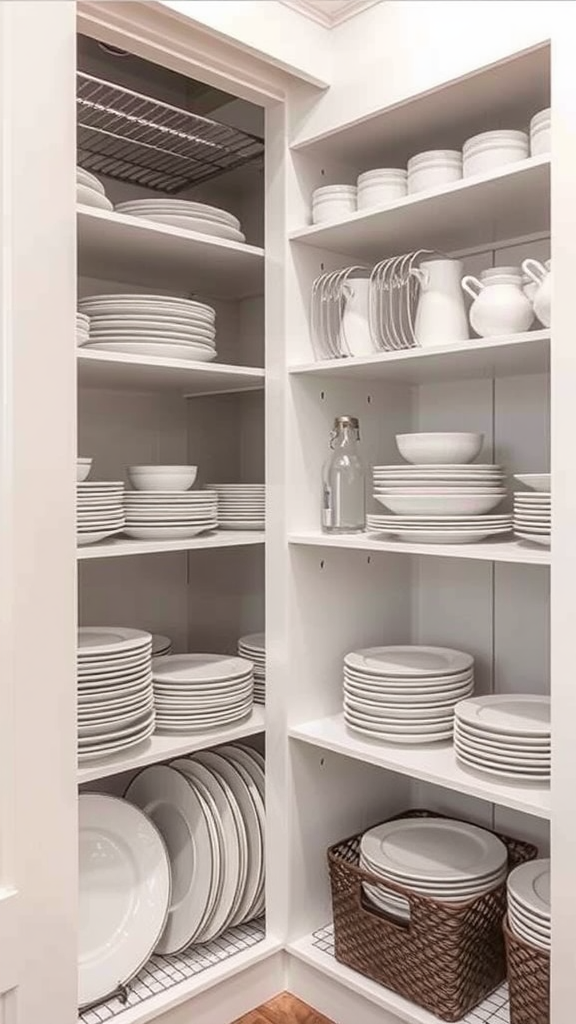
(461, 275, 483, 299)
(410, 267, 429, 289)
(522, 258, 547, 285)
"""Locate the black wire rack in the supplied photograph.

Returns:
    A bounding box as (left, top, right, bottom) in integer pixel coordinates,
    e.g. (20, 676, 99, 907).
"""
(77, 72, 264, 194)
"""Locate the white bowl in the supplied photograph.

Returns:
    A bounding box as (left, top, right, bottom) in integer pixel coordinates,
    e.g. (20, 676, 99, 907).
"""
(514, 474, 551, 492)
(395, 432, 484, 465)
(376, 493, 505, 516)
(128, 465, 198, 491)
(77, 459, 93, 483)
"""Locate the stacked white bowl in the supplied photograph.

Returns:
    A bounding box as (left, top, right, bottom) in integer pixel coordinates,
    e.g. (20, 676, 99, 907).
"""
(367, 433, 512, 544)
(454, 694, 551, 781)
(407, 150, 462, 194)
(76, 313, 90, 346)
(360, 817, 508, 922)
(356, 168, 407, 209)
(77, 166, 113, 211)
(238, 633, 265, 704)
(209, 483, 265, 530)
(77, 480, 125, 546)
(343, 645, 474, 744)
(124, 466, 218, 540)
(77, 457, 92, 483)
(114, 199, 246, 243)
(151, 653, 254, 733)
(513, 473, 551, 547)
(507, 859, 550, 951)
(530, 108, 551, 156)
(462, 130, 529, 178)
(311, 184, 357, 224)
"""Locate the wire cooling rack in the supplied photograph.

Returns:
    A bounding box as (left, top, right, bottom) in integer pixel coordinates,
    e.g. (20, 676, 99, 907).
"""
(79, 917, 266, 1024)
(311, 924, 511, 1024)
(77, 73, 264, 194)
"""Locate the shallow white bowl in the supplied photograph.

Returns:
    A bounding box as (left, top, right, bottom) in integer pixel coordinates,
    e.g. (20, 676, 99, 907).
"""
(396, 432, 484, 465)
(376, 493, 506, 516)
(128, 466, 198, 491)
(77, 459, 93, 482)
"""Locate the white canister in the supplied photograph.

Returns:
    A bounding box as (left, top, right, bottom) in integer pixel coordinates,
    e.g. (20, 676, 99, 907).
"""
(407, 150, 462, 194)
(530, 122, 551, 157)
(522, 258, 551, 327)
(340, 277, 374, 356)
(357, 172, 407, 208)
(312, 188, 357, 224)
(410, 258, 469, 347)
(461, 268, 535, 337)
(462, 130, 529, 177)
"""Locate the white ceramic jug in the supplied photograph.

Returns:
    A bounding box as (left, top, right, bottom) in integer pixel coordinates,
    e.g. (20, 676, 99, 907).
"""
(522, 258, 551, 328)
(461, 268, 534, 337)
(410, 258, 469, 347)
(340, 277, 374, 356)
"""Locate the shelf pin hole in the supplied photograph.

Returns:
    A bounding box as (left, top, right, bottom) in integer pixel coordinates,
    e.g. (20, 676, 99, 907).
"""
(320, 391, 325, 400)
(320, 757, 325, 768)
(367, 556, 371, 565)
(320, 262, 325, 271)
(320, 560, 325, 569)
(367, 395, 372, 404)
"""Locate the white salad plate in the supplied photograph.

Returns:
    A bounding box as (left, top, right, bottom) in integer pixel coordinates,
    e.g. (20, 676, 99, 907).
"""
(455, 695, 550, 735)
(78, 627, 152, 657)
(78, 794, 171, 1009)
(345, 647, 473, 677)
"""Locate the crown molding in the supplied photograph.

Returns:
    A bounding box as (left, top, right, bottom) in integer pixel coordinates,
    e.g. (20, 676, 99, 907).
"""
(278, 0, 382, 28)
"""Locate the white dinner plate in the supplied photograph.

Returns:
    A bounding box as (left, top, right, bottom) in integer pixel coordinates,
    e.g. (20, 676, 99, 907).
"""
(115, 200, 241, 229)
(77, 184, 114, 211)
(361, 817, 507, 883)
(455, 750, 550, 780)
(345, 646, 473, 678)
(155, 711, 253, 733)
(89, 327, 216, 342)
(78, 627, 151, 657)
(508, 859, 550, 919)
(84, 341, 217, 361)
(78, 794, 171, 1008)
(84, 304, 215, 323)
(454, 737, 550, 767)
(77, 720, 155, 761)
(455, 694, 550, 736)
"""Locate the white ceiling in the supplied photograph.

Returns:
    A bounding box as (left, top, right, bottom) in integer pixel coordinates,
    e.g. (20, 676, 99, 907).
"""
(278, 0, 382, 28)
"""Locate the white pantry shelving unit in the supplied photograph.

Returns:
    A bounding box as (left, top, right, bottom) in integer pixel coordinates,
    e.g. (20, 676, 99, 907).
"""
(2, 3, 575, 1024)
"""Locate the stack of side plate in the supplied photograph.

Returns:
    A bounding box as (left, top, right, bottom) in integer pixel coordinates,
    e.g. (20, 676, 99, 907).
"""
(77, 166, 113, 211)
(513, 490, 551, 547)
(454, 694, 551, 781)
(79, 794, 171, 1009)
(78, 627, 154, 762)
(124, 742, 265, 954)
(507, 859, 550, 951)
(343, 645, 474, 744)
(115, 199, 246, 243)
(123, 490, 218, 541)
(360, 817, 508, 922)
(78, 294, 217, 363)
(151, 653, 254, 733)
(77, 481, 125, 546)
(209, 483, 265, 531)
(238, 633, 265, 704)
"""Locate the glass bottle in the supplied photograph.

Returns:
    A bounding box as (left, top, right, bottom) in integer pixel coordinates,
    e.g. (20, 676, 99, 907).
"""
(322, 415, 366, 534)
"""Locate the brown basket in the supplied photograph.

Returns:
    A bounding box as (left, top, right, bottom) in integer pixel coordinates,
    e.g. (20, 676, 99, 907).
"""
(504, 915, 550, 1024)
(327, 809, 538, 1022)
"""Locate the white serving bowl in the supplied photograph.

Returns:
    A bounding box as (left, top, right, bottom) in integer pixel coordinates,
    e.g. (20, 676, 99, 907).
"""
(77, 458, 93, 482)
(376, 493, 506, 516)
(128, 465, 198, 491)
(514, 474, 551, 492)
(395, 432, 484, 465)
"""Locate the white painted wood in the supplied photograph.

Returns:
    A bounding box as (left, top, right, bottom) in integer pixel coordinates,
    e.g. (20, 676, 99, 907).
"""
(289, 531, 551, 565)
(78, 532, 265, 560)
(78, 707, 266, 784)
(78, 350, 265, 396)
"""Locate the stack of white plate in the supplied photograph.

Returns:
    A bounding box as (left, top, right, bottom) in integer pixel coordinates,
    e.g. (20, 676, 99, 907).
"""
(343, 646, 474, 744)
(513, 476, 551, 547)
(151, 653, 254, 733)
(530, 108, 551, 157)
(462, 130, 529, 178)
(238, 633, 265, 704)
(360, 817, 508, 922)
(407, 150, 462, 193)
(311, 184, 357, 224)
(356, 168, 407, 209)
(507, 859, 550, 951)
(209, 483, 265, 530)
(123, 743, 264, 958)
(454, 694, 551, 781)
(123, 490, 218, 541)
(77, 166, 113, 211)
(77, 481, 125, 546)
(152, 634, 173, 657)
(77, 627, 154, 763)
(114, 199, 246, 242)
(76, 312, 90, 346)
(77, 294, 217, 362)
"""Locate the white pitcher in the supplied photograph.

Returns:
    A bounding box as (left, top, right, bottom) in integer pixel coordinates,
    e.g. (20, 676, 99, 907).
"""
(340, 276, 374, 356)
(461, 268, 534, 337)
(522, 258, 551, 328)
(410, 258, 469, 347)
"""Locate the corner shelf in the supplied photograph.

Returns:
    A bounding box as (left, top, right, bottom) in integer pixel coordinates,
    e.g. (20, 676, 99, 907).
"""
(78, 706, 266, 784)
(290, 713, 549, 819)
(289, 330, 549, 385)
(289, 156, 550, 260)
(78, 349, 265, 396)
(77, 531, 265, 560)
(77, 206, 265, 299)
(289, 532, 550, 566)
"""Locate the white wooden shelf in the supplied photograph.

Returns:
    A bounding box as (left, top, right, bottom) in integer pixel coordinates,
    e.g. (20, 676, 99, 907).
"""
(289, 156, 550, 260)
(78, 349, 265, 396)
(77, 206, 265, 299)
(289, 532, 550, 566)
(78, 707, 266, 784)
(290, 713, 549, 819)
(77, 531, 265, 560)
(289, 330, 550, 385)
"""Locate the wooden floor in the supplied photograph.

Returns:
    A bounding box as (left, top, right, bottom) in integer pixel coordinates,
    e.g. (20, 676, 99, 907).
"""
(232, 992, 335, 1024)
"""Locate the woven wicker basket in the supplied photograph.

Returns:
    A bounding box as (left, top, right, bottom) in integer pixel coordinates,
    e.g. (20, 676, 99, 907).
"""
(327, 809, 538, 1022)
(504, 915, 550, 1024)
